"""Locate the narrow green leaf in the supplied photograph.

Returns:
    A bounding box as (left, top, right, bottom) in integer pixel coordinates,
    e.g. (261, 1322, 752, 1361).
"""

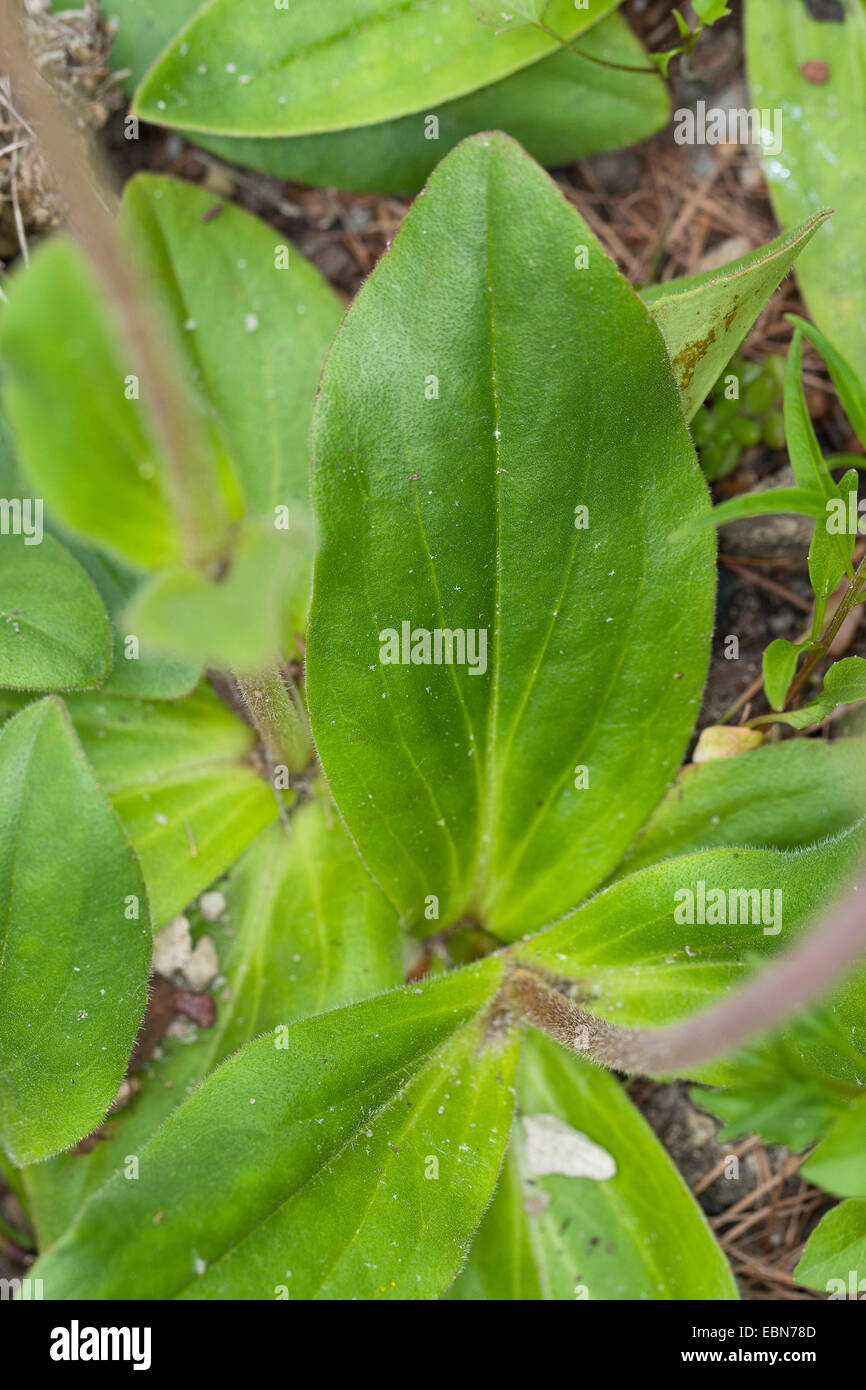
(640, 213, 829, 421)
(618, 736, 866, 878)
(795, 1200, 866, 1298)
(788, 315, 866, 446)
(0, 698, 151, 1164)
(0, 533, 112, 692)
(32, 962, 516, 1300)
(763, 637, 804, 711)
(134, 0, 616, 137)
(746, 0, 866, 380)
(673, 486, 827, 539)
(451, 1029, 737, 1300)
(753, 657, 866, 731)
(807, 470, 856, 608)
(785, 328, 835, 496)
(514, 825, 866, 1061)
(23, 792, 403, 1247)
(308, 133, 715, 941)
(802, 1098, 866, 1198)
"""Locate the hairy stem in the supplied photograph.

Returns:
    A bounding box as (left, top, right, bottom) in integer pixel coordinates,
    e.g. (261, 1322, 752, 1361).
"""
(507, 867, 866, 1073)
(236, 666, 313, 776)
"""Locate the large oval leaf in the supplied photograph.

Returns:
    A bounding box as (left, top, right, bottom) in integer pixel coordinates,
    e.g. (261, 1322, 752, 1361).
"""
(181, 25, 668, 194)
(134, 0, 616, 137)
(307, 133, 715, 941)
(101, 0, 668, 195)
(0, 698, 151, 1164)
(32, 962, 516, 1299)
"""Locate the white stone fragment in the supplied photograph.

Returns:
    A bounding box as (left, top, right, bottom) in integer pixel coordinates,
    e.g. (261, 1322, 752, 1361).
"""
(152, 915, 192, 978)
(522, 1114, 616, 1180)
(198, 890, 227, 923)
(183, 935, 219, 993)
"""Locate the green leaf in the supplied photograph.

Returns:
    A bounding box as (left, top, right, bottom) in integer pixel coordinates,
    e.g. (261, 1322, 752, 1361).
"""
(101, 2, 669, 195)
(672, 9, 692, 39)
(763, 637, 805, 711)
(451, 1029, 737, 1299)
(802, 1098, 866, 1198)
(639, 214, 829, 420)
(672, 486, 827, 539)
(307, 133, 715, 941)
(0, 240, 183, 570)
(753, 657, 866, 731)
(0, 698, 151, 1164)
(133, 0, 616, 137)
(618, 736, 866, 878)
(66, 544, 203, 700)
(782, 327, 853, 602)
(795, 1200, 866, 1298)
(23, 791, 402, 1247)
(695, 1005, 866, 1148)
(0, 414, 21, 494)
(214, 795, 403, 1026)
(746, 0, 866, 380)
(807, 477, 856, 609)
(0, 681, 285, 925)
(447, 1145, 543, 1299)
(63, 683, 281, 926)
(202, 24, 669, 194)
(514, 825, 866, 1062)
(32, 961, 517, 1299)
(126, 523, 311, 672)
(788, 315, 866, 446)
(62, 683, 256, 788)
(469, 0, 549, 32)
(785, 328, 837, 498)
(694, 0, 731, 21)
(0, 532, 112, 692)
(119, 174, 343, 522)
